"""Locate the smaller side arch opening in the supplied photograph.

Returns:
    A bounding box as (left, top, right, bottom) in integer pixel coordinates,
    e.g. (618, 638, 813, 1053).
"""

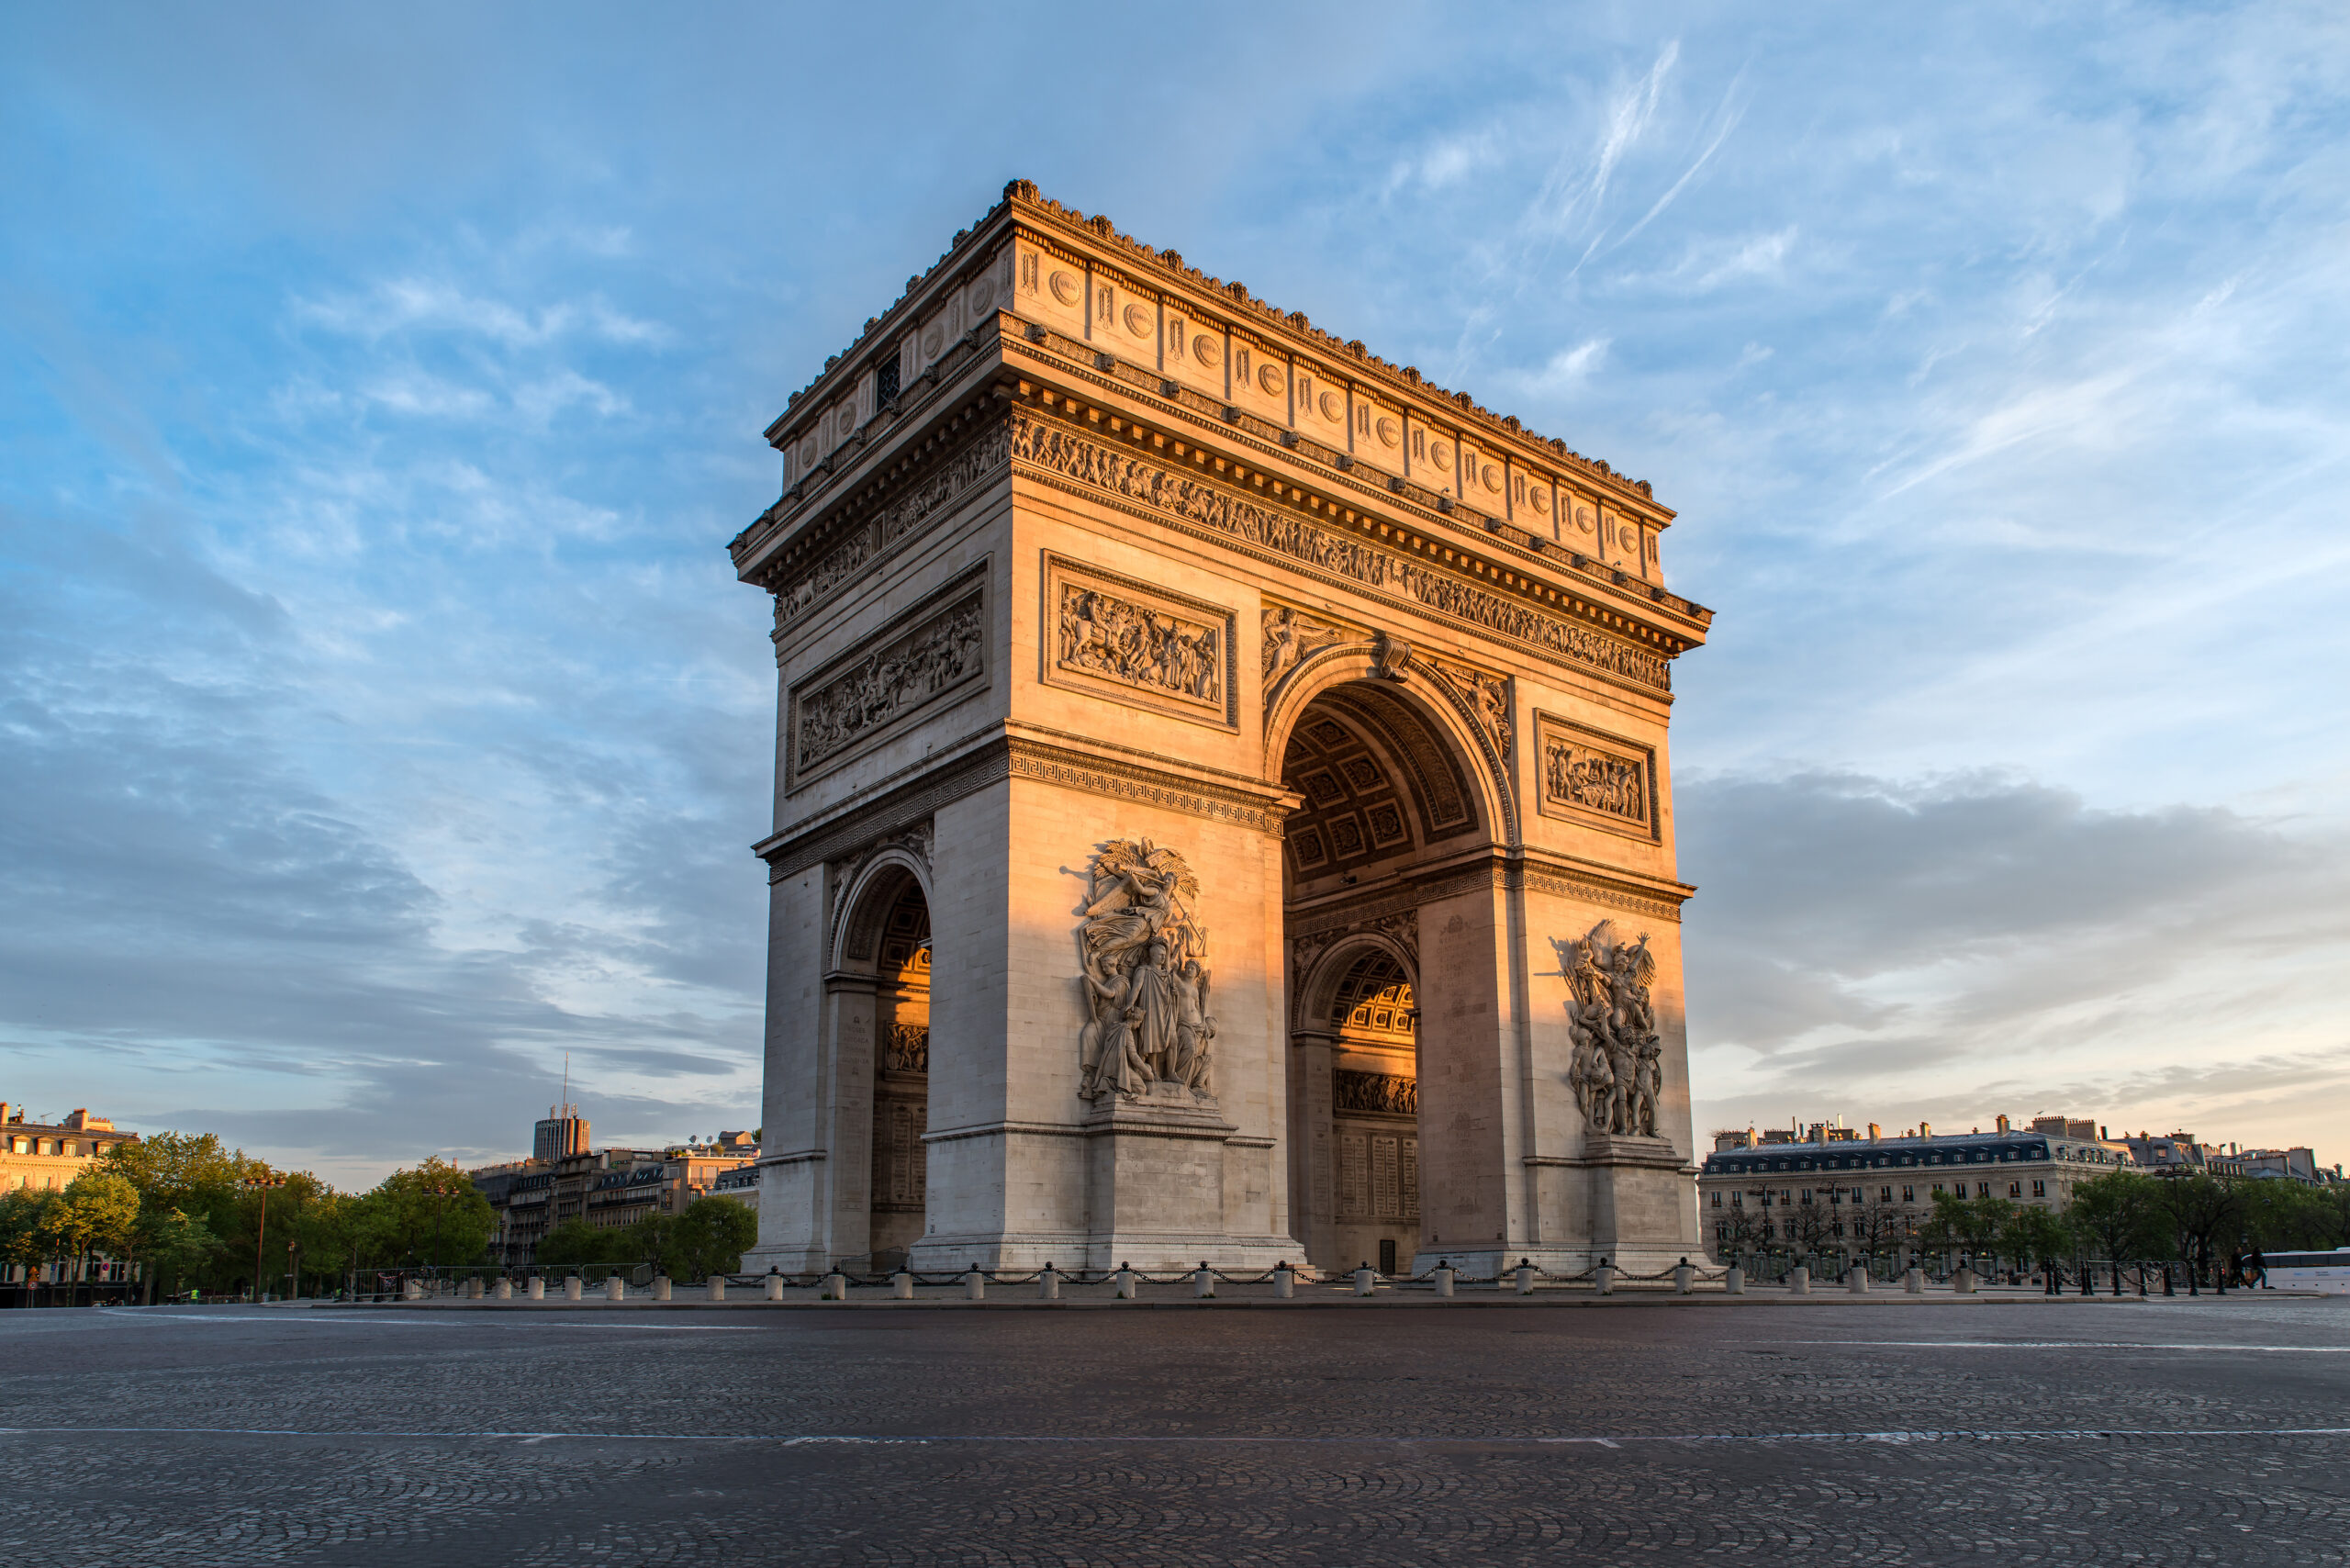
(828, 857, 933, 1272)
(1292, 938, 1423, 1276)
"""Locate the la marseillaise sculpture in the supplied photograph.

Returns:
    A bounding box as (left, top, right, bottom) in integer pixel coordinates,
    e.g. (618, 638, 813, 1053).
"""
(729, 182, 1713, 1279)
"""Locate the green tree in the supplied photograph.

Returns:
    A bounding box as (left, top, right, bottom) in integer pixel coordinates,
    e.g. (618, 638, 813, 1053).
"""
(666, 1196, 758, 1279)
(46, 1170, 141, 1291)
(2066, 1170, 2161, 1275)
(1998, 1204, 2069, 1277)
(140, 1207, 228, 1299)
(0, 1188, 58, 1282)
(352, 1159, 495, 1272)
(534, 1218, 628, 1271)
(2152, 1173, 2243, 1286)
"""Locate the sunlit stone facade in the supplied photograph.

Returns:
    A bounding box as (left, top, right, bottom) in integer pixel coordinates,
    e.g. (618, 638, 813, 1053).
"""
(730, 183, 1714, 1276)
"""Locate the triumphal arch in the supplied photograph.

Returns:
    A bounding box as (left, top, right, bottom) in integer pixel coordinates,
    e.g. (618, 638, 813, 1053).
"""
(730, 182, 1713, 1278)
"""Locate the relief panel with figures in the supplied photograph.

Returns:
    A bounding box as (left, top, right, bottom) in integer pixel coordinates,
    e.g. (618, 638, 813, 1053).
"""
(1041, 554, 1237, 730)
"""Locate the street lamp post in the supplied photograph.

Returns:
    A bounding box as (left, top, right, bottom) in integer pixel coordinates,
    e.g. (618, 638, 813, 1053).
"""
(240, 1175, 287, 1302)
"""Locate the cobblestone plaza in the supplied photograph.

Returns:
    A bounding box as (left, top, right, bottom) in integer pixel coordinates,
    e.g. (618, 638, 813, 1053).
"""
(8, 1295, 2347, 1564)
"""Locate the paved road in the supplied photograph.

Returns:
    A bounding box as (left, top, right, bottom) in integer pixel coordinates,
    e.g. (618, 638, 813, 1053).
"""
(6, 1294, 2346, 1565)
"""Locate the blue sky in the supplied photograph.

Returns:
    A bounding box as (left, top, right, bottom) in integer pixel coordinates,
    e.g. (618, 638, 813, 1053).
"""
(5, 3, 2345, 1184)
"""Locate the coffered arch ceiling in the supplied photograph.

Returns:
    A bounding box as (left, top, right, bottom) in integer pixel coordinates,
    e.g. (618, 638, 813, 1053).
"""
(1326, 946, 1416, 1042)
(1281, 682, 1481, 885)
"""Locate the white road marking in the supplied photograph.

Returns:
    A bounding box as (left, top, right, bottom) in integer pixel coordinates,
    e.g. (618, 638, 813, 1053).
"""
(1774, 1339, 2350, 1352)
(8, 1425, 2350, 1446)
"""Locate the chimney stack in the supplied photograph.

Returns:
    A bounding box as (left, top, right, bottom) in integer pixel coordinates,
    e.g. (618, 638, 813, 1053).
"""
(1996, 1114, 2009, 1135)
(1867, 1122, 1881, 1141)
(1919, 1120, 1932, 1138)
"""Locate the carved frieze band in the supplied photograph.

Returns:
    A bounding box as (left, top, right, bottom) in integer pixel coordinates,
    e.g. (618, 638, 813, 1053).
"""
(789, 569, 988, 787)
(764, 734, 1293, 881)
(1045, 555, 1237, 730)
(1010, 416, 1671, 691)
(1533, 711, 1658, 841)
(1008, 746, 1285, 833)
(1284, 860, 1684, 935)
(1334, 1070, 1419, 1118)
(775, 420, 1009, 630)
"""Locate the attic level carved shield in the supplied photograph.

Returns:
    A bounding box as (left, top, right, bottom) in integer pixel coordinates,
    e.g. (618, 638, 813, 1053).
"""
(732, 182, 1711, 1277)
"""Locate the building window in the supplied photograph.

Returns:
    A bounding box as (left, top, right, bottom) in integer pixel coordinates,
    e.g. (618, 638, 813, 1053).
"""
(1710, 1192, 1721, 1208)
(1799, 1189, 1812, 1204)
(1976, 1182, 1991, 1197)
(1880, 1187, 1893, 1203)
(2009, 1182, 2021, 1198)
(2032, 1180, 2045, 1198)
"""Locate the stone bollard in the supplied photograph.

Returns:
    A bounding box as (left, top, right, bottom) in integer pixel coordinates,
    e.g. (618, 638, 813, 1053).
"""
(1905, 1267, 1924, 1294)
(1434, 1261, 1455, 1298)
(1595, 1260, 1617, 1295)
(1788, 1265, 1810, 1296)
(1515, 1259, 1537, 1295)
(605, 1276, 626, 1302)
(565, 1277, 584, 1301)
(965, 1266, 986, 1301)
(1848, 1266, 1869, 1295)
(1674, 1258, 1695, 1294)
(1193, 1261, 1216, 1299)
(1726, 1266, 1745, 1295)
(1353, 1263, 1376, 1296)
(1115, 1264, 1137, 1300)
(653, 1276, 672, 1302)
(819, 1271, 845, 1302)
(465, 1277, 484, 1299)
(494, 1278, 512, 1300)
(1273, 1262, 1294, 1299)
(403, 1278, 423, 1300)
(1038, 1263, 1059, 1301)
(769, 1274, 790, 1302)
(1953, 1267, 1977, 1294)
(527, 1276, 544, 1301)
(708, 1275, 728, 1303)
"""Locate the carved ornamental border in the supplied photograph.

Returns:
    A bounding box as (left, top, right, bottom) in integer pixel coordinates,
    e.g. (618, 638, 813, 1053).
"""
(1040, 553, 1238, 732)
(1284, 858, 1686, 935)
(1009, 415, 1673, 695)
(1531, 711, 1661, 844)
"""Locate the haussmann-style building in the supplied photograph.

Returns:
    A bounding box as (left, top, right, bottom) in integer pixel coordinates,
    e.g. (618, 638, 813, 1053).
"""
(729, 182, 1715, 1279)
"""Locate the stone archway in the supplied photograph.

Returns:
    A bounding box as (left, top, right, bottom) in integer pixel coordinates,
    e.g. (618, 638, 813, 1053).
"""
(1277, 669, 1497, 1275)
(1290, 940, 1422, 1274)
(814, 852, 934, 1271)
(737, 188, 1711, 1278)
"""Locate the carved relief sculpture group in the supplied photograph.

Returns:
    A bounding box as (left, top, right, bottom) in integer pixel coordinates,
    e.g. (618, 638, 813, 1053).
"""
(795, 594, 984, 773)
(1559, 919, 1663, 1138)
(1542, 739, 1648, 825)
(1058, 585, 1222, 705)
(1075, 838, 1216, 1102)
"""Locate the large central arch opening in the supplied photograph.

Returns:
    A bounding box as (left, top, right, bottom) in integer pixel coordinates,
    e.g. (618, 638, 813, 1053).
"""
(1280, 675, 1487, 1274)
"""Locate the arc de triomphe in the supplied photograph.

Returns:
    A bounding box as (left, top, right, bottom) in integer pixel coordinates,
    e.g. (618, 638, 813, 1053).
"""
(731, 182, 1712, 1278)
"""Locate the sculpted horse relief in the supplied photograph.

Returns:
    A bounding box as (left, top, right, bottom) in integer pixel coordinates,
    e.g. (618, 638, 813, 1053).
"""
(1076, 838, 1216, 1102)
